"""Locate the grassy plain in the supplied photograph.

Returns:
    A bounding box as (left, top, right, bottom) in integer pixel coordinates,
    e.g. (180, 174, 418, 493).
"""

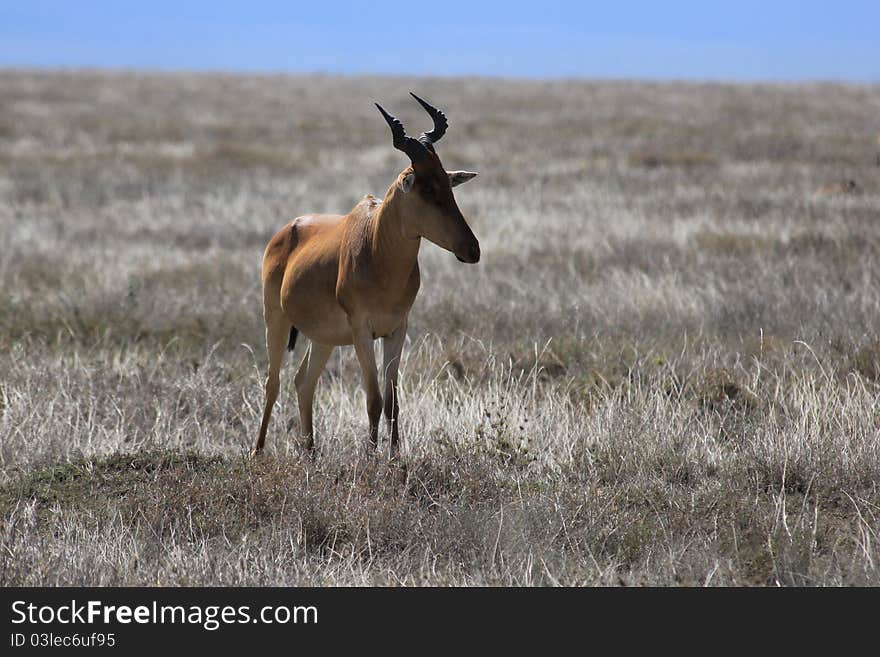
(1, 71, 879, 584)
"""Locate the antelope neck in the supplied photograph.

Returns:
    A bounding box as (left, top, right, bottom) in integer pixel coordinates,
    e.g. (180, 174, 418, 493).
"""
(369, 185, 420, 285)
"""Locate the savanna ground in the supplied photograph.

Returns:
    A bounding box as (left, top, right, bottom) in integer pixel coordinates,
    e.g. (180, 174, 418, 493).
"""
(1, 71, 879, 585)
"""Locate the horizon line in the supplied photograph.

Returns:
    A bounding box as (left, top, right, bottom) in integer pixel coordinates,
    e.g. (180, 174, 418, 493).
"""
(1, 64, 878, 87)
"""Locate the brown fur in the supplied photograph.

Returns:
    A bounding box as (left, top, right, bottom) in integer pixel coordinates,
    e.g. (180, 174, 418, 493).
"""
(253, 149, 479, 459)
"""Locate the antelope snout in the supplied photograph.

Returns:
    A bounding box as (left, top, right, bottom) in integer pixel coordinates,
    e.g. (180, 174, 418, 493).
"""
(455, 240, 481, 264)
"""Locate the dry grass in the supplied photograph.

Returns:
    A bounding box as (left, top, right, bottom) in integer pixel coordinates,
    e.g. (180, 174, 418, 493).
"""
(1, 70, 880, 585)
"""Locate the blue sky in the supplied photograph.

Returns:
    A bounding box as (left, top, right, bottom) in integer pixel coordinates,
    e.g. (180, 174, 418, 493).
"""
(1, 1, 878, 81)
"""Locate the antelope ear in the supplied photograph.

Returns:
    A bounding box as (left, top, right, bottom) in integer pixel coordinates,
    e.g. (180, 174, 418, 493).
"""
(398, 172, 416, 193)
(448, 171, 478, 187)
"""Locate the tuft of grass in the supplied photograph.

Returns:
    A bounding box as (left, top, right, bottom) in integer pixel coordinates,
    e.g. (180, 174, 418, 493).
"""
(0, 451, 225, 509)
(628, 151, 718, 169)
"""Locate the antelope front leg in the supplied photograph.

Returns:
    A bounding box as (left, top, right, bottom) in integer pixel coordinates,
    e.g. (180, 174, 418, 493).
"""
(382, 319, 407, 460)
(350, 321, 382, 451)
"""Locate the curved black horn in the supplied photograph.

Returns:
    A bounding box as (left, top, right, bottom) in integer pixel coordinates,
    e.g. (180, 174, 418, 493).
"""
(375, 102, 428, 163)
(410, 92, 448, 146)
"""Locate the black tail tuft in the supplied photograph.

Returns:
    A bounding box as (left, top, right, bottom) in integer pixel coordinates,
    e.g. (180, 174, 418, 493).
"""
(287, 326, 299, 352)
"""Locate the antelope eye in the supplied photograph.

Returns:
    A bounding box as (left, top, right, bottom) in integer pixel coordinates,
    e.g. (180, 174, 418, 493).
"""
(422, 186, 443, 206)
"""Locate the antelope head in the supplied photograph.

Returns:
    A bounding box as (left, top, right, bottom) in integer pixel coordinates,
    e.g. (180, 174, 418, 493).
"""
(376, 93, 481, 264)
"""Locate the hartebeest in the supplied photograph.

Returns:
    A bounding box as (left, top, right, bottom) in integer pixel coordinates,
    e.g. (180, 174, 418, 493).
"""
(253, 93, 480, 459)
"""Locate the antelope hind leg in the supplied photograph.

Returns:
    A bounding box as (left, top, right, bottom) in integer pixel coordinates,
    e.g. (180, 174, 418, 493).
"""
(294, 341, 334, 454)
(253, 316, 291, 456)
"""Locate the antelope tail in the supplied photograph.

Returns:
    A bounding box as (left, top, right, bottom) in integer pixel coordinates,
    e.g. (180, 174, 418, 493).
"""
(287, 326, 299, 352)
